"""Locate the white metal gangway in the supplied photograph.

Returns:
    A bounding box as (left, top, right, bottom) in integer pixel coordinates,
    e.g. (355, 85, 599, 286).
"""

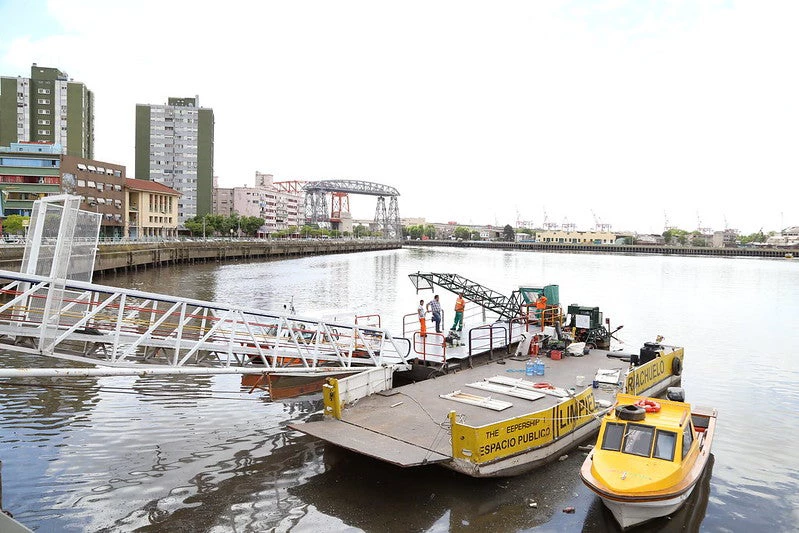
(0, 196, 411, 380)
(0, 269, 412, 379)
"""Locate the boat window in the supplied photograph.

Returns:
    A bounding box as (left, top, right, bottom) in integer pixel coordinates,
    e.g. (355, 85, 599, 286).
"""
(622, 423, 655, 457)
(682, 422, 694, 459)
(653, 430, 677, 461)
(600, 422, 625, 451)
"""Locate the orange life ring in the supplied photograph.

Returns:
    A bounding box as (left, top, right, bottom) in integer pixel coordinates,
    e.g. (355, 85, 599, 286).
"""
(533, 382, 555, 389)
(634, 399, 661, 413)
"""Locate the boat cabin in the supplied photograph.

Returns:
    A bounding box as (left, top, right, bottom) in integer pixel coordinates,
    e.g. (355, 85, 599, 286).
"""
(597, 393, 701, 465)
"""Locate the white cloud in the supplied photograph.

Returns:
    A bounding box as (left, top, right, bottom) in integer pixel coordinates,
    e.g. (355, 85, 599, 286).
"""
(1, 0, 797, 233)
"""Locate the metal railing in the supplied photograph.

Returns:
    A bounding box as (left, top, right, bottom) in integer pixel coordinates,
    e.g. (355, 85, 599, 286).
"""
(0, 269, 412, 378)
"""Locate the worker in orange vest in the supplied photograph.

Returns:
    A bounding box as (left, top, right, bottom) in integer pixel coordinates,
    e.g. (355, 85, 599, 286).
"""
(451, 293, 465, 332)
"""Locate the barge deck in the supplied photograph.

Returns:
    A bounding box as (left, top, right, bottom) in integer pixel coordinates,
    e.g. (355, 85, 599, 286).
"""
(291, 343, 684, 477)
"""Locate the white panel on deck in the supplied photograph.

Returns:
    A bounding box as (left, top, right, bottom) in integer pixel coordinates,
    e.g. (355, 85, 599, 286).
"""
(466, 380, 545, 401)
(439, 390, 513, 411)
(486, 376, 570, 398)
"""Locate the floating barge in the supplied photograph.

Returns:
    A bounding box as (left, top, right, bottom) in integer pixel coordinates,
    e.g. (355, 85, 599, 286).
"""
(291, 341, 684, 478)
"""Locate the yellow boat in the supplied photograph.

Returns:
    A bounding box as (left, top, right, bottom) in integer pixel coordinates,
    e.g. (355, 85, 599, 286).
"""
(580, 390, 717, 529)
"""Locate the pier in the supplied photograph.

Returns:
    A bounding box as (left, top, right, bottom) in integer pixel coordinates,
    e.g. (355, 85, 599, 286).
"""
(409, 239, 799, 259)
(0, 238, 401, 273)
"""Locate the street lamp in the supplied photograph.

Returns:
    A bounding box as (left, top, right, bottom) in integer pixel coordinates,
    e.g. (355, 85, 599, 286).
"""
(229, 228, 234, 241)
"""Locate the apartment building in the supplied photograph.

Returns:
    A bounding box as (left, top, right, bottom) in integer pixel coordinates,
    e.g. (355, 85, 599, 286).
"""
(0, 64, 94, 157)
(134, 96, 213, 226)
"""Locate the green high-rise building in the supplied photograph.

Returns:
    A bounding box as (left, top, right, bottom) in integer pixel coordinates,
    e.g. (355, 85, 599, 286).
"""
(0, 64, 94, 158)
(134, 96, 214, 225)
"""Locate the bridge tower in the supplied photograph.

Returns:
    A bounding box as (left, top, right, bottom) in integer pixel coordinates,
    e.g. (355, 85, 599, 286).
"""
(302, 180, 402, 240)
(330, 192, 350, 226)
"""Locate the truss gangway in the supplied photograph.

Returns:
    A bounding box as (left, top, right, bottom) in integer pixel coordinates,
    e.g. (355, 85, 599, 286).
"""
(408, 272, 551, 322)
(409, 272, 527, 320)
(0, 196, 411, 380)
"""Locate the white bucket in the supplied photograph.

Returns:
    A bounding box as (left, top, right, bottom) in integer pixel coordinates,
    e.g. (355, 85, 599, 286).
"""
(576, 375, 585, 386)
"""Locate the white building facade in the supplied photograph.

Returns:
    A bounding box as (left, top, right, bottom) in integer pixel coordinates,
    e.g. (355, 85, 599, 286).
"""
(135, 96, 214, 226)
(214, 172, 302, 234)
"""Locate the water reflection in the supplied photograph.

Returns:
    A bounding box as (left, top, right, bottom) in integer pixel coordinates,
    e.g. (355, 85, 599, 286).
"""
(3, 250, 799, 531)
(289, 445, 597, 532)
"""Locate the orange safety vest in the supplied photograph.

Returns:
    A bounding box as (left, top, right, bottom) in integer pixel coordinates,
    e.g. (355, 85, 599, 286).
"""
(535, 296, 547, 310)
(455, 297, 465, 312)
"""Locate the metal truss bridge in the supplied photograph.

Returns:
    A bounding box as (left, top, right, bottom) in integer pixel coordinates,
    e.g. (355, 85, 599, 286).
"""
(303, 180, 401, 240)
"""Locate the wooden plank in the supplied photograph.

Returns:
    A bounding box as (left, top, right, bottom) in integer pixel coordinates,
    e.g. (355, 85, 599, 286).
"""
(466, 380, 545, 401)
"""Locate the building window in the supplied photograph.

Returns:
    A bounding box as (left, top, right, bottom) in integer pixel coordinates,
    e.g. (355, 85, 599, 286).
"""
(37, 98, 50, 104)
(37, 129, 50, 135)
(37, 119, 51, 125)
(37, 109, 51, 115)
(37, 88, 51, 95)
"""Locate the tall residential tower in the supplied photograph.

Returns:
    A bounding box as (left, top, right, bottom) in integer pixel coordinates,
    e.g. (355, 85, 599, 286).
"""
(135, 96, 214, 225)
(0, 64, 94, 157)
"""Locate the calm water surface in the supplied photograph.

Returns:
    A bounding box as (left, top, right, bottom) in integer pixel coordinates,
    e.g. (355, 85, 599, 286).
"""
(1, 247, 798, 532)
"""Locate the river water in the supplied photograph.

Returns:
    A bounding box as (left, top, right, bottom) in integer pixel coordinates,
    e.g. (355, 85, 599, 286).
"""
(1, 247, 798, 532)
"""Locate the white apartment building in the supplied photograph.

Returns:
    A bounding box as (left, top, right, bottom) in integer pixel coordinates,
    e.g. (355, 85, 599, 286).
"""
(213, 172, 302, 233)
(135, 96, 214, 226)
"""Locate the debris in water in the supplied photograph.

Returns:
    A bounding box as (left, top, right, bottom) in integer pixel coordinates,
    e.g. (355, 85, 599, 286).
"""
(563, 507, 575, 514)
(558, 454, 568, 461)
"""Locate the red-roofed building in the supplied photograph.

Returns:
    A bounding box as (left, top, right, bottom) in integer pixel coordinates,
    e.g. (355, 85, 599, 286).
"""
(125, 178, 181, 239)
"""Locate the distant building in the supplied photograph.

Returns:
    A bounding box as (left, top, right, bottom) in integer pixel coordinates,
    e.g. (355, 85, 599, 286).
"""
(766, 226, 799, 247)
(0, 142, 62, 217)
(1, 141, 172, 240)
(212, 176, 234, 217)
(124, 178, 181, 240)
(61, 155, 126, 239)
(634, 233, 666, 245)
(212, 172, 302, 234)
(0, 64, 94, 158)
(534, 229, 617, 244)
(135, 96, 214, 226)
(712, 229, 739, 248)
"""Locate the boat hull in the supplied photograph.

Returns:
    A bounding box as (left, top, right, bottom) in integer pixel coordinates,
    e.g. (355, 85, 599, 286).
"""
(600, 485, 696, 529)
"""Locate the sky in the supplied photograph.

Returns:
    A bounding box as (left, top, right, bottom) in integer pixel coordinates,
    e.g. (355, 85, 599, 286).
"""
(1, 0, 797, 234)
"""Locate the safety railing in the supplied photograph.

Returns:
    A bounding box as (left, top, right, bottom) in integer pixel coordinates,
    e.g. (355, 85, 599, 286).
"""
(355, 313, 381, 329)
(0, 269, 413, 377)
(468, 323, 509, 359)
(412, 331, 446, 363)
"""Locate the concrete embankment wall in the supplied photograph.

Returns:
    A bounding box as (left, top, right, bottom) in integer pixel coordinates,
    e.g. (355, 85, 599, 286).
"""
(0, 240, 401, 274)
(408, 240, 798, 259)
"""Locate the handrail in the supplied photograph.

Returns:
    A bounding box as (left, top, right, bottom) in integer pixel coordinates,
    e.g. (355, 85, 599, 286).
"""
(413, 331, 446, 363)
(468, 323, 509, 359)
(355, 313, 381, 328)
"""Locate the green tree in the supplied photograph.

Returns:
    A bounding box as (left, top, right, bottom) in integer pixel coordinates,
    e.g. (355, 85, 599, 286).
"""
(453, 227, 471, 240)
(240, 216, 265, 236)
(740, 230, 767, 244)
(405, 224, 424, 239)
(502, 224, 515, 241)
(2, 214, 28, 235)
(423, 224, 437, 239)
(663, 228, 690, 245)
